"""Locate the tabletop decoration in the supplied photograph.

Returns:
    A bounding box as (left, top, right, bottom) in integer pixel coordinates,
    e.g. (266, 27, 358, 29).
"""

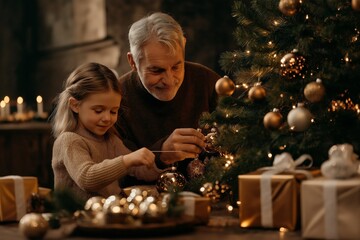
(0, 96, 48, 123)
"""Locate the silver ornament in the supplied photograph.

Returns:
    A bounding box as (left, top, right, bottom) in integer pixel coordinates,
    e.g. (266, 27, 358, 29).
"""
(287, 103, 313, 132)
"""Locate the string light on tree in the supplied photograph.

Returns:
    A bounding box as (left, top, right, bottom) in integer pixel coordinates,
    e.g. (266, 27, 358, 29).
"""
(215, 75, 236, 96)
(279, 0, 301, 16)
(248, 82, 266, 101)
(263, 108, 283, 130)
(304, 78, 326, 103)
(287, 103, 313, 132)
(280, 49, 306, 79)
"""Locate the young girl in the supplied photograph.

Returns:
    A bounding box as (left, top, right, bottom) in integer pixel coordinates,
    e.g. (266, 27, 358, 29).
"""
(50, 62, 162, 201)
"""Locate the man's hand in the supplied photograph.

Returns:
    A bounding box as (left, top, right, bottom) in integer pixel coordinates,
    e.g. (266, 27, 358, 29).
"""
(160, 128, 206, 165)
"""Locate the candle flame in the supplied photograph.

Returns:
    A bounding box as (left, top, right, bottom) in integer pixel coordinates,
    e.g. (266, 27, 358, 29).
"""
(0, 100, 5, 108)
(17, 96, 23, 104)
(36, 95, 43, 103)
(4, 96, 10, 103)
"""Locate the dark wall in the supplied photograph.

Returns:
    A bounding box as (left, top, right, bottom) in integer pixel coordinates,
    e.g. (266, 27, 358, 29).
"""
(106, 0, 236, 75)
(0, 0, 236, 112)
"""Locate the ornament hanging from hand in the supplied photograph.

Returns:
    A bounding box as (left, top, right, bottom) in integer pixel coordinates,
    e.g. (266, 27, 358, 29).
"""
(156, 167, 186, 193)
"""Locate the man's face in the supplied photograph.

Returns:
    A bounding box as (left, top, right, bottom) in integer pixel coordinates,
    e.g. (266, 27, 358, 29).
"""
(135, 40, 185, 101)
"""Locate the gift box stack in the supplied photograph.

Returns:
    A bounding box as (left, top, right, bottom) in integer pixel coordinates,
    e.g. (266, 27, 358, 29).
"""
(0, 176, 39, 222)
(238, 152, 319, 231)
(301, 144, 360, 239)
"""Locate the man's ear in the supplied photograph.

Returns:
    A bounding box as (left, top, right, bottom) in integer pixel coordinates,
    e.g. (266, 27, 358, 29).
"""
(69, 97, 79, 113)
(127, 52, 137, 71)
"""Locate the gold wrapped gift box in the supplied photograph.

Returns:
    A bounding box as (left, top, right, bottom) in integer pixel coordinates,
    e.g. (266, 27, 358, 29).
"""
(238, 169, 320, 230)
(301, 176, 360, 239)
(0, 176, 38, 221)
(178, 192, 211, 225)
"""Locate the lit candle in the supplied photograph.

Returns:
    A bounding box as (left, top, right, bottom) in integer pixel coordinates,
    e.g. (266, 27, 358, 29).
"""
(36, 95, 44, 116)
(17, 96, 24, 114)
(0, 100, 5, 118)
(4, 96, 10, 116)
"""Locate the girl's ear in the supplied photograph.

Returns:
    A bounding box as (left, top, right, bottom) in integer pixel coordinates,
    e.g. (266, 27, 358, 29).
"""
(69, 97, 79, 113)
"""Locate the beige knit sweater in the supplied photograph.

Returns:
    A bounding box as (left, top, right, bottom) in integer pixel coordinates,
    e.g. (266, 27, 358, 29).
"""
(52, 129, 162, 201)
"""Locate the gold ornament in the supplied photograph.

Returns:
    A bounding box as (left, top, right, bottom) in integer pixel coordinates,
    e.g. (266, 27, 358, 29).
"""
(215, 75, 235, 96)
(248, 83, 266, 101)
(103, 195, 129, 224)
(19, 213, 49, 239)
(280, 49, 306, 79)
(279, 0, 301, 16)
(352, 0, 360, 11)
(304, 78, 326, 103)
(84, 196, 106, 213)
(263, 108, 283, 130)
(287, 103, 313, 132)
(156, 167, 186, 193)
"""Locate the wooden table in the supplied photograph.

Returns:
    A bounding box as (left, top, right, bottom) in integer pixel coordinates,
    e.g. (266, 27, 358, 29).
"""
(0, 212, 304, 240)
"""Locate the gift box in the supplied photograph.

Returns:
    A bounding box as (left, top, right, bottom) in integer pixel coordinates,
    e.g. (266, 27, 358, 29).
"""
(178, 191, 211, 225)
(0, 176, 39, 221)
(301, 176, 360, 239)
(238, 169, 320, 230)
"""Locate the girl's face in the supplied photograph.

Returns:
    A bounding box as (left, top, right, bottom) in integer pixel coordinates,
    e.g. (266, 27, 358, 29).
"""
(70, 90, 121, 137)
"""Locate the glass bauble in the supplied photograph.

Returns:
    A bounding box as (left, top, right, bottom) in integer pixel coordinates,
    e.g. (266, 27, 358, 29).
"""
(280, 49, 306, 79)
(215, 75, 235, 96)
(156, 167, 186, 193)
(287, 103, 313, 132)
(19, 213, 49, 239)
(304, 78, 325, 103)
(263, 108, 283, 130)
(279, 0, 301, 16)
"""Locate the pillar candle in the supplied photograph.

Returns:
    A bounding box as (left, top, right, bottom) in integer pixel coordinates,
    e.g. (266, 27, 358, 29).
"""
(0, 100, 5, 118)
(17, 96, 24, 114)
(4, 96, 10, 116)
(36, 95, 44, 116)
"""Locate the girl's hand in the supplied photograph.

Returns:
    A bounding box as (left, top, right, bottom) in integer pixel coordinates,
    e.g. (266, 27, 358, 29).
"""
(123, 147, 155, 168)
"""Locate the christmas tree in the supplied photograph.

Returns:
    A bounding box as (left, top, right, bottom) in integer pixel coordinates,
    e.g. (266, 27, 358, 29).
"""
(188, 0, 360, 202)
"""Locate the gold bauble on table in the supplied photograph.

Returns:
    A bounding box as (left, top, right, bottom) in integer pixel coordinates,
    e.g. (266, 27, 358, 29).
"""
(263, 108, 283, 130)
(279, 0, 301, 16)
(84, 196, 106, 212)
(248, 83, 266, 101)
(19, 213, 49, 239)
(304, 78, 326, 103)
(215, 75, 235, 96)
(280, 49, 306, 79)
(103, 195, 128, 224)
(352, 0, 360, 11)
(287, 103, 313, 132)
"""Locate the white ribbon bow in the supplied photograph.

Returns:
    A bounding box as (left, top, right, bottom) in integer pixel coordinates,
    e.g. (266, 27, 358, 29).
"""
(260, 152, 313, 228)
(321, 143, 359, 179)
